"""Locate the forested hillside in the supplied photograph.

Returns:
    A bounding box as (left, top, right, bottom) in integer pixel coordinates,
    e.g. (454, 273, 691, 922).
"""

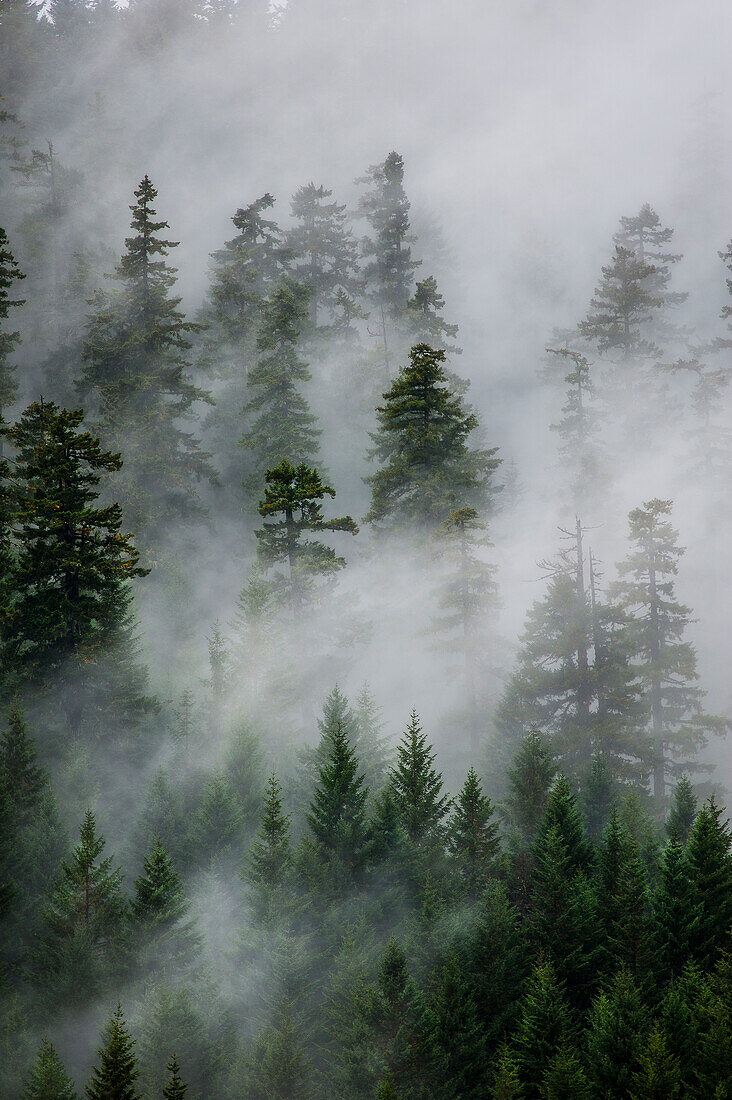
(1, 1, 731, 1097)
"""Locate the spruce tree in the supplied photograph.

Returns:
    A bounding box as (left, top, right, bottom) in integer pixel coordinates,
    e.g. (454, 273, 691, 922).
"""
(240, 277, 320, 496)
(585, 970, 650, 1100)
(612, 499, 729, 799)
(653, 833, 702, 978)
(287, 182, 360, 327)
(546, 346, 602, 509)
(86, 1005, 140, 1100)
(1, 401, 150, 736)
(510, 961, 572, 1100)
(629, 1026, 682, 1100)
(0, 226, 25, 423)
(162, 1054, 187, 1100)
(254, 460, 358, 615)
(578, 244, 662, 361)
(503, 727, 556, 845)
(23, 1038, 78, 1100)
(686, 797, 732, 969)
(365, 343, 500, 532)
(464, 885, 528, 1054)
(130, 840, 199, 966)
(245, 773, 292, 920)
(448, 767, 500, 898)
(307, 719, 368, 869)
(352, 683, 391, 791)
(389, 711, 449, 846)
(406, 275, 460, 356)
(80, 175, 215, 538)
(0, 703, 45, 823)
(665, 773, 696, 845)
(614, 204, 686, 311)
(192, 771, 244, 858)
(542, 1045, 591, 1100)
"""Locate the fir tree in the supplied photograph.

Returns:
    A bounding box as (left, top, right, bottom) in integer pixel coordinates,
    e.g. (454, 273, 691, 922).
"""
(131, 840, 187, 926)
(254, 460, 358, 616)
(542, 1045, 590, 1100)
(162, 1055, 187, 1100)
(365, 343, 500, 532)
(23, 1038, 78, 1100)
(582, 752, 617, 843)
(389, 711, 449, 846)
(666, 774, 697, 843)
(240, 277, 320, 495)
(653, 833, 702, 979)
(503, 727, 556, 845)
(614, 204, 686, 311)
(418, 950, 488, 1098)
(545, 346, 601, 509)
(686, 797, 732, 969)
(352, 683, 391, 791)
(464, 885, 528, 1054)
(510, 961, 572, 1100)
(307, 718, 368, 870)
(1, 401, 151, 736)
(406, 275, 460, 356)
(0, 703, 45, 823)
(245, 773, 293, 919)
(629, 1026, 682, 1100)
(249, 1003, 310, 1100)
(578, 244, 662, 361)
(193, 771, 244, 858)
(448, 767, 500, 898)
(80, 175, 215, 537)
(287, 182, 360, 327)
(612, 498, 729, 800)
(86, 1005, 140, 1100)
(0, 226, 25, 422)
(585, 970, 650, 1100)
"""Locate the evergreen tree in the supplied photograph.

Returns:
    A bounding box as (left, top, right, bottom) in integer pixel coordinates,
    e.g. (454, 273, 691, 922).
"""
(614, 204, 686, 311)
(542, 1045, 590, 1100)
(629, 1026, 682, 1100)
(686, 797, 732, 969)
(130, 840, 199, 967)
(254, 460, 358, 615)
(612, 499, 729, 800)
(80, 175, 215, 538)
(653, 833, 702, 979)
(503, 727, 556, 845)
(287, 181, 361, 327)
(86, 1005, 140, 1100)
(536, 776, 593, 874)
(448, 767, 500, 898)
(0, 703, 45, 823)
(245, 773, 292, 920)
(430, 507, 500, 755)
(352, 683, 391, 791)
(585, 970, 650, 1100)
(0, 226, 24, 422)
(389, 711, 449, 846)
(307, 718, 368, 869)
(545, 346, 601, 509)
(464, 885, 528, 1054)
(418, 949, 487, 1098)
(240, 277, 320, 495)
(578, 244, 662, 361)
(162, 1054, 187, 1100)
(1, 402, 151, 736)
(366, 343, 500, 532)
(510, 961, 572, 1100)
(23, 1038, 78, 1100)
(192, 771, 244, 858)
(248, 1003, 310, 1100)
(666, 773, 697, 843)
(406, 275, 460, 356)
(582, 752, 617, 843)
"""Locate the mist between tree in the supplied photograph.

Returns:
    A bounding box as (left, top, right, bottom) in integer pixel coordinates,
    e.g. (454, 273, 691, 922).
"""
(1, 0, 732, 1097)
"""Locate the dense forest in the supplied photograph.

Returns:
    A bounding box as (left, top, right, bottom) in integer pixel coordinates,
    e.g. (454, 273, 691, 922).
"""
(1, 0, 732, 1097)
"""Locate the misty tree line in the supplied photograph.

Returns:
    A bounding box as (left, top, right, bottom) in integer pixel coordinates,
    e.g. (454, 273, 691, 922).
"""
(2, 2, 732, 1097)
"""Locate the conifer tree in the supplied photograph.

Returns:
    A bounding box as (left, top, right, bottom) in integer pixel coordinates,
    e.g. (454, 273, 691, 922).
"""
(193, 771, 244, 858)
(406, 275, 460, 356)
(612, 499, 729, 799)
(352, 683, 391, 791)
(653, 833, 702, 978)
(254, 460, 358, 615)
(629, 1026, 682, 1100)
(0, 703, 45, 823)
(307, 719, 368, 869)
(503, 727, 556, 845)
(578, 244, 662, 361)
(430, 506, 500, 754)
(245, 773, 292, 920)
(86, 1005, 140, 1100)
(1, 402, 150, 736)
(162, 1054, 187, 1100)
(542, 1046, 591, 1100)
(240, 277, 320, 495)
(249, 1003, 311, 1100)
(418, 949, 487, 1097)
(448, 767, 500, 898)
(463, 885, 528, 1055)
(23, 1038, 78, 1100)
(666, 774, 697, 844)
(80, 175, 215, 537)
(510, 961, 572, 1100)
(287, 182, 360, 327)
(614, 204, 686, 311)
(585, 970, 650, 1100)
(546, 346, 601, 508)
(0, 227, 24, 423)
(686, 797, 732, 969)
(366, 343, 500, 532)
(130, 840, 199, 966)
(582, 752, 617, 842)
(389, 711, 449, 846)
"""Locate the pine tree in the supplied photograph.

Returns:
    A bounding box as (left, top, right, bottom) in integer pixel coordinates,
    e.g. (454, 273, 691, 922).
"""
(418, 949, 488, 1098)
(240, 277, 320, 495)
(536, 776, 593, 874)
(585, 970, 650, 1100)
(653, 833, 702, 979)
(0, 227, 25, 422)
(307, 718, 368, 869)
(510, 961, 572, 1100)
(666, 774, 697, 843)
(365, 343, 501, 532)
(578, 244, 662, 361)
(287, 182, 360, 327)
(614, 204, 686, 311)
(193, 771, 244, 858)
(352, 683, 391, 791)
(542, 1045, 590, 1100)
(86, 1005, 140, 1100)
(545, 346, 602, 509)
(23, 1038, 78, 1100)
(254, 460, 358, 615)
(0, 703, 45, 823)
(430, 507, 500, 755)
(406, 275, 460, 356)
(1, 402, 151, 736)
(389, 711, 449, 846)
(582, 752, 617, 842)
(245, 773, 292, 920)
(465, 884, 528, 1054)
(686, 797, 732, 969)
(80, 175, 215, 538)
(612, 499, 729, 800)
(162, 1054, 187, 1100)
(448, 767, 500, 898)
(497, 522, 646, 783)
(629, 1025, 682, 1100)
(130, 841, 199, 966)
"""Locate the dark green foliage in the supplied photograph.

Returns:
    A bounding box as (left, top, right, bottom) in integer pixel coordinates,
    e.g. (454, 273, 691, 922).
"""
(510, 961, 572, 1100)
(0, 226, 25, 414)
(407, 275, 460, 355)
(307, 717, 368, 870)
(418, 950, 487, 1098)
(193, 771, 245, 858)
(138, 987, 213, 1100)
(542, 1045, 590, 1099)
(162, 1054, 187, 1099)
(448, 767, 500, 897)
(585, 970, 650, 1100)
(358, 151, 420, 324)
(578, 244, 662, 359)
(246, 772, 292, 918)
(629, 1025, 682, 1100)
(240, 278, 320, 494)
(463, 885, 528, 1054)
(504, 728, 556, 844)
(597, 811, 653, 986)
(582, 753, 616, 843)
(0, 703, 45, 823)
(365, 344, 501, 532)
(86, 1004, 140, 1100)
(686, 797, 732, 969)
(130, 840, 199, 969)
(389, 711, 449, 846)
(254, 460, 358, 615)
(287, 182, 360, 327)
(666, 774, 697, 844)
(1, 401, 150, 736)
(653, 834, 702, 978)
(248, 1004, 310, 1100)
(80, 175, 215, 537)
(536, 776, 593, 874)
(23, 1038, 78, 1100)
